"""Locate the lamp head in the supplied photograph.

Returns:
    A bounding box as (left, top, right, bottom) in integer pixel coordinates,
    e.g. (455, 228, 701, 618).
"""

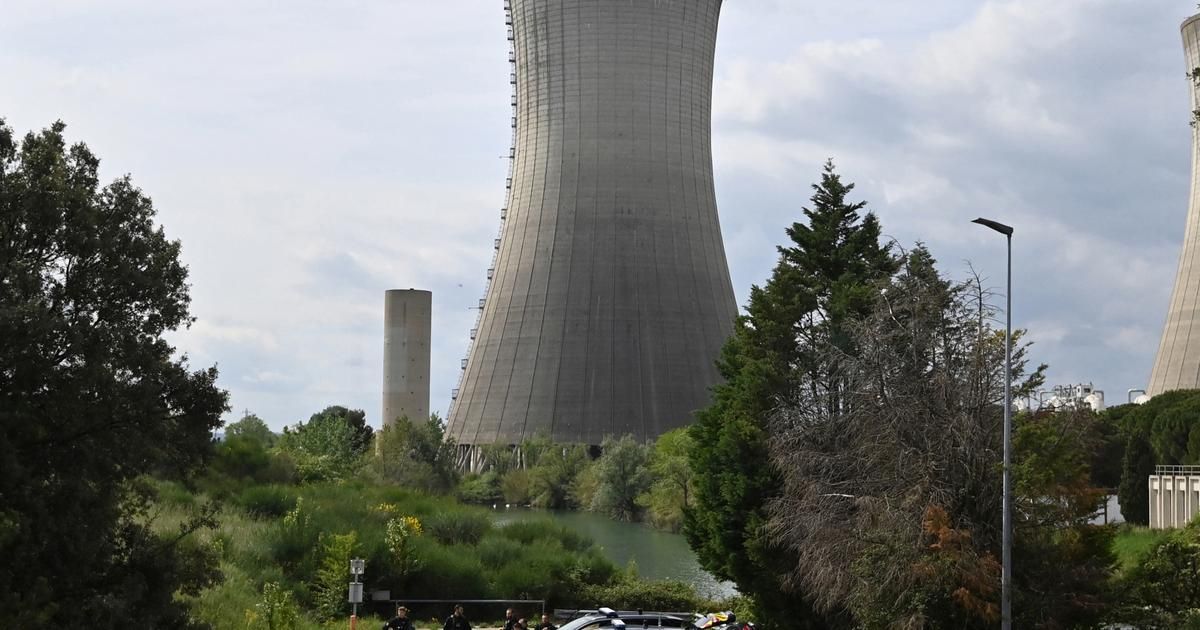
(972, 217, 1013, 236)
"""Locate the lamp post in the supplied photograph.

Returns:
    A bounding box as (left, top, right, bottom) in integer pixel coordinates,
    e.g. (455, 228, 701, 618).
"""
(972, 217, 1013, 630)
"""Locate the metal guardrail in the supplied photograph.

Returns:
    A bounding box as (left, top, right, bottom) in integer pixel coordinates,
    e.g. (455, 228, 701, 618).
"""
(1155, 465, 1200, 475)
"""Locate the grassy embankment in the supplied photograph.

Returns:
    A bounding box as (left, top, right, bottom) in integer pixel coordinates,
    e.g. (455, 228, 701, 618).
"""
(150, 478, 724, 629)
(1110, 524, 1167, 574)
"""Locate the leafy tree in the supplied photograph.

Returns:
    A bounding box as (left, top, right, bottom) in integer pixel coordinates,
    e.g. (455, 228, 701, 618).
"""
(1118, 519, 1200, 627)
(687, 161, 897, 629)
(766, 247, 1109, 629)
(278, 411, 362, 482)
(529, 443, 590, 509)
(371, 414, 459, 491)
(638, 428, 695, 532)
(1112, 389, 1200, 525)
(307, 405, 372, 456)
(591, 435, 652, 521)
(0, 120, 228, 628)
(225, 412, 276, 447)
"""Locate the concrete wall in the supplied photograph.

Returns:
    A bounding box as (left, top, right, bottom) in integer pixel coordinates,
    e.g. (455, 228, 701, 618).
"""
(1149, 473, 1200, 528)
(382, 289, 431, 426)
(447, 0, 736, 446)
(1149, 14, 1200, 394)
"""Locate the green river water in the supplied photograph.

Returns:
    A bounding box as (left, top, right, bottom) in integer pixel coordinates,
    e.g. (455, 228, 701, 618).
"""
(490, 508, 737, 599)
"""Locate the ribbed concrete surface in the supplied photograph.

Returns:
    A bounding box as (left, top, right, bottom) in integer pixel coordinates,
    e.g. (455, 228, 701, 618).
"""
(1150, 14, 1200, 395)
(383, 289, 432, 425)
(447, 0, 736, 445)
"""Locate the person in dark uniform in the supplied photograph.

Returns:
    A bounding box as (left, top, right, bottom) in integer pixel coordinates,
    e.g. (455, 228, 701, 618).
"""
(383, 605, 415, 630)
(534, 613, 557, 630)
(503, 608, 518, 630)
(443, 604, 472, 630)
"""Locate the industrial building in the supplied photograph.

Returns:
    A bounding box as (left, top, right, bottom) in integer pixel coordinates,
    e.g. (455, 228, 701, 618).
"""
(446, 0, 737, 454)
(382, 289, 432, 426)
(1149, 13, 1200, 395)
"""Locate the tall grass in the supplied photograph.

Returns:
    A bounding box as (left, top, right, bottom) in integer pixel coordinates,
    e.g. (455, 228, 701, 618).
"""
(1112, 525, 1167, 573)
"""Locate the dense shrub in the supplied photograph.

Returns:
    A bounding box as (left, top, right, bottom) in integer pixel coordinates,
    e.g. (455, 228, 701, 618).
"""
(236, 485, 297, 519)
(502, 468, 532, 505)
(477, 535, 525, 569)
(580, 578, 701, 612)
(407, 538, 489, 598)
(424, 510, 492, 545)
(457, 472, 503, 505)
(498, 519, 592, 552)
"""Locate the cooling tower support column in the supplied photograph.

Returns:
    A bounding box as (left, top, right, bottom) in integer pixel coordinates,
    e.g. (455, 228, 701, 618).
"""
(447, 0, 737, 448)
(1150, 14, 1200, 395)
(383, 289, 432, 426)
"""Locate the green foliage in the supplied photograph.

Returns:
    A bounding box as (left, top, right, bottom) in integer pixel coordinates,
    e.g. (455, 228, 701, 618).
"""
(529, 444, 591, 509)
(686, 160, 897, 630)
(580, 577, 702, 613)
(370, 414, 459, 492)
(424, 510, 492, 545)
(0, 119, 229, 628)
(312, 532, 358, 620)
(385, 514, 424, 580)
(457, 472, 503, 505)
(1119, 432, 1157, 526)
(236, 485, 299, 519)
(502, 467, 533, 505)
(638, 428, 694, 532)
(1110, 525, 1166, 573)
(308, 406, 373, 457)
(278, 410, 365, 482)
(1114, 390, 1200, 526)
(1117, 519, 1200, 626)
(247, 582, 301, 630)
(496, 519, 594, 553)
(591, 435, 652, 521)
(226, 413, 277, 447)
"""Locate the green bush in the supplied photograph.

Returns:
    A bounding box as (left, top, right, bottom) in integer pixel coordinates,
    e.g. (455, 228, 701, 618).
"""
(477, 535, 525, 569)
(498, 519, 592, 552)
(236, 485, 298, 519)
(580, 578, 701, 612)
(424, 510, 492, 545)
(407, 538, 490, 598)
(502, 468, 532, 505)
(457, 472, 503, 505)
(153, 479, 196, 507)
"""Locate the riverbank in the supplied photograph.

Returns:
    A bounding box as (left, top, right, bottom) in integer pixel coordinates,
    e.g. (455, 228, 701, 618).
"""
(150, 478, 737, 629)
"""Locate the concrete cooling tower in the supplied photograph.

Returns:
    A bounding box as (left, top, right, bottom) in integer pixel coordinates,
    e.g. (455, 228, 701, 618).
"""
(1149, 14, 1200, 395)
(447, 0, 737, 450)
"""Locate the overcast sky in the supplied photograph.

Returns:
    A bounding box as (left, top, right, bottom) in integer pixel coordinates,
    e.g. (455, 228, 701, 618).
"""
(2, 1, 1194, 430)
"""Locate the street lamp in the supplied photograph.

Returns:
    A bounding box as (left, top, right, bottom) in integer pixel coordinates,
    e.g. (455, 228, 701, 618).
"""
(972, 216, 1013, 630)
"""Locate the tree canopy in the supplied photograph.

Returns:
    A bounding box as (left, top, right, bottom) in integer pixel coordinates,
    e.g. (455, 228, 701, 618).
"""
(686, 160, 896, 629)
(0, 119, 228, 628)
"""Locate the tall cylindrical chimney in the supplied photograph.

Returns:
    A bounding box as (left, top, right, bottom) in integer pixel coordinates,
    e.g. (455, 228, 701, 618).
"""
(383, 289, 432, 425)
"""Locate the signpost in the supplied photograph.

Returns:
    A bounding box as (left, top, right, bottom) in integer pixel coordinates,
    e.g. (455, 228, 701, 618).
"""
(349, 558, 365, 630)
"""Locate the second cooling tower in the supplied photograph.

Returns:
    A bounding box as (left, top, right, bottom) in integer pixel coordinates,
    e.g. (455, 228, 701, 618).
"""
(1150, 14, 1200, 395)
(447, 0, 737, 446)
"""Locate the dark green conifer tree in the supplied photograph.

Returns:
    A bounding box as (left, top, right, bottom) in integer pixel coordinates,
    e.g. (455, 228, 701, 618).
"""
(685, 161, 897, 629)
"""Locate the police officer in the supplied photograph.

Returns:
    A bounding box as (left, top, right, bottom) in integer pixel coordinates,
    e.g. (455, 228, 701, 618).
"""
(443, 604, 472, 630)
(534, 613, 557, 630)
(383, 605, 415, 630)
